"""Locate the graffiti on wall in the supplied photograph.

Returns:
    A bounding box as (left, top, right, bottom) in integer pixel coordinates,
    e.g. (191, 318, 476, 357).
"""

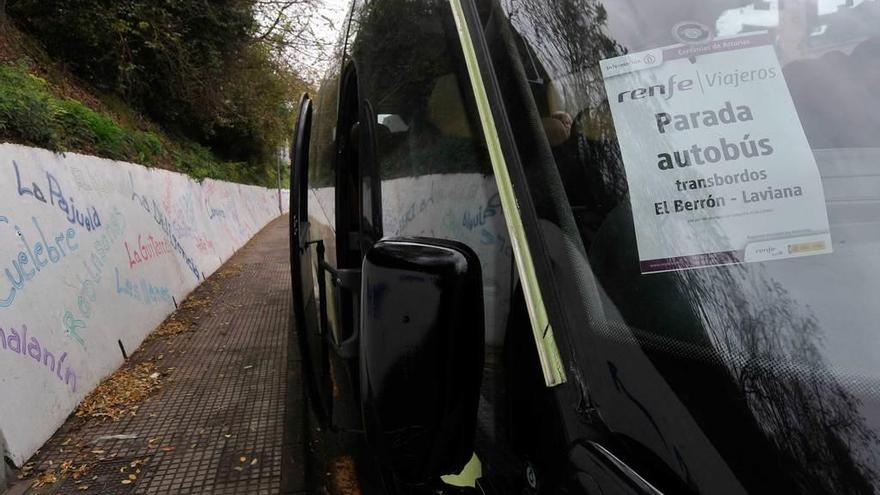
(0, 324, 77, 392)
(0, 143, 287, 467)
(15, 161, 101, 231)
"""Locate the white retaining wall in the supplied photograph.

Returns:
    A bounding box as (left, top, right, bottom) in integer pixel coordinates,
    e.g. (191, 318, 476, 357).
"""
(0, 144, 288, 465)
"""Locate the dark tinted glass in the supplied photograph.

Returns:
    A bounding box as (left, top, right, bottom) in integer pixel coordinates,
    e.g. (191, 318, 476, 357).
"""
(349, 0, 513, 347)
(479, 0, 880, 492)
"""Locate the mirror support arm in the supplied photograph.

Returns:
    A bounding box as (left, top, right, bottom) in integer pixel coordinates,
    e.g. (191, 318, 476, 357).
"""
(305, 239, 362, 358)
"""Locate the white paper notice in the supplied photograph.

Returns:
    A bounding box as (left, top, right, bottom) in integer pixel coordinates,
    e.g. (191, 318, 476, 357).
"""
(600, 33, 832, 274)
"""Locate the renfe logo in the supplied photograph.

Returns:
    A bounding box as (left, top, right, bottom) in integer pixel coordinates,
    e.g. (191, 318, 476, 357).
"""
(617, 74, 694, 103)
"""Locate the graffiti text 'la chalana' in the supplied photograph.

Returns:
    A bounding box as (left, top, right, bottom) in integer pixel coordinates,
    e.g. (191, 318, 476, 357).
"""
(0, 324, 77, 392)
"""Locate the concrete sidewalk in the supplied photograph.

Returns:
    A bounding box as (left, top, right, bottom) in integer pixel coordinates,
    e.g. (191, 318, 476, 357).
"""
(8, 215, 305, 495)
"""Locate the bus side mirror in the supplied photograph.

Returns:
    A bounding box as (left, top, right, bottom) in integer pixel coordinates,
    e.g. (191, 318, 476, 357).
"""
(360, 238, 485, 485)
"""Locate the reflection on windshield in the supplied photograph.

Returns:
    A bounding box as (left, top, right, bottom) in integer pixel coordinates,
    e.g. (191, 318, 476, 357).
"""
(717, 0, 880, 62)
(483, 0, 880, 491)
(678, 260, 880, 492)
(589, 199, 879, 492)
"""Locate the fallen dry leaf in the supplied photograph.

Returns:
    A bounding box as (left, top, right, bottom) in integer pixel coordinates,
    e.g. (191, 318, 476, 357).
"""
(327, 456, 363, 495)
(31, 471, 58, 487)
(180, 296, 210, 312)
(216, 264, 242, 278)
(76, 362, 162, 420)
(31, 460, 92, 487)
(71, 464, 91, 480)
(155, 318, 189, 337)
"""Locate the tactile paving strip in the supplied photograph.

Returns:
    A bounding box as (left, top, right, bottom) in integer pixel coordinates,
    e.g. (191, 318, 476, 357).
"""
(22, 216, 295, 495)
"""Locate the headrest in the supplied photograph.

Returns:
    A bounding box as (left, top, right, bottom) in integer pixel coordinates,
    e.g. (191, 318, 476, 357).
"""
(541, 116, 570, 147)
(427, 74, 472, 139)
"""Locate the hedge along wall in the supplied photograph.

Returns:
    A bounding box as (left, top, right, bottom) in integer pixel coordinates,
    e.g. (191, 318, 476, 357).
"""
(0, 143, 289, 465)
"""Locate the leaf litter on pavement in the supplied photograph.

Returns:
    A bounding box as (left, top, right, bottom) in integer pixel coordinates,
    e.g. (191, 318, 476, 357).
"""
(17, 256, 244, 491)
(76, 362, 162, 420)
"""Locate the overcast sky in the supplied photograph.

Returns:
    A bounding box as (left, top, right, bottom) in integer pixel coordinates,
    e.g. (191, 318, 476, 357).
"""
(279, 0, 347, 82)
(315, 0, 351, 59)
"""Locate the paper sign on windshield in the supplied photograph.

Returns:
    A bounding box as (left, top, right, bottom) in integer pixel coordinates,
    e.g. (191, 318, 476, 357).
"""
(600, 32, 832, 273)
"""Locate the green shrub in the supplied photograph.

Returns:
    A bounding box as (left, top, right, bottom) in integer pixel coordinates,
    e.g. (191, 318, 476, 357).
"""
(0, 63, 267, 182)
(7, 0, 301, 187)
(132, 131, 163, 164)
(0, 64, 61, 148)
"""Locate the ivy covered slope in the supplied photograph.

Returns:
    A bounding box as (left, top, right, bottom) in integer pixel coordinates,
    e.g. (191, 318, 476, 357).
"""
(0, 2, 307, 187)
(0, 62, 254, 183)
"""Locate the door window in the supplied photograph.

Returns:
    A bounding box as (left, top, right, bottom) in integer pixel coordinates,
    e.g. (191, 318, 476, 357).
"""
(350, 0, 514, 347)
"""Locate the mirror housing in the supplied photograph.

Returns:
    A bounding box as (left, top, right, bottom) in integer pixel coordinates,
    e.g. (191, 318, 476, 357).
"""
(360, 238, 485, 484)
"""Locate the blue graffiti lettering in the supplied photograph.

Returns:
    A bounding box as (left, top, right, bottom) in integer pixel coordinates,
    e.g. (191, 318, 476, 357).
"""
(115, 267, 172, 305)
(0, 217, 78, 308)
(462, 193, 501, 232)
(14, 161, 102, 231)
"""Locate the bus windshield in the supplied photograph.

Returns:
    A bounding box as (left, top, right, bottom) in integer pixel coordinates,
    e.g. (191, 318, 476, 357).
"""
(478, 0, 880, 492)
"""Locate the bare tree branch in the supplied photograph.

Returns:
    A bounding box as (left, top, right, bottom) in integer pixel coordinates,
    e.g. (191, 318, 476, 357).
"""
(256, 0, 296, 40)
(251, 0, 335, 84)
